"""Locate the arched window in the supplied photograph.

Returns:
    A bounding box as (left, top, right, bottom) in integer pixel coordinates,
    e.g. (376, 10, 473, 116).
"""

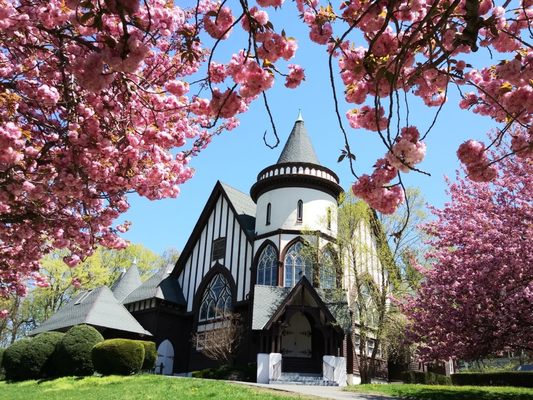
(199, 274, 232, 322)
(284, 241, 313, 287)
(266, 203, 271, 226)
(297, 200, 303, 223)
(257, 244, 278, 286)
(320, 249, 336, 289)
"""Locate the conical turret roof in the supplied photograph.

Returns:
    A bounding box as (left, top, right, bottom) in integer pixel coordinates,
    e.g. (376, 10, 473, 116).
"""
(276, 113, 320, 165)
(111, 263, 142, 302)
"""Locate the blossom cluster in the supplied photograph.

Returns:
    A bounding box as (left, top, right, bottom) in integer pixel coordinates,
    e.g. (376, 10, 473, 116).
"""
(292, 0, 531, 214)
(403, 154, 533, 361)
(0, 0, 303, 299)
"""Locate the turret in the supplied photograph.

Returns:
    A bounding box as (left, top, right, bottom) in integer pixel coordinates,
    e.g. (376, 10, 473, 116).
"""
(251, 113, 343, 236)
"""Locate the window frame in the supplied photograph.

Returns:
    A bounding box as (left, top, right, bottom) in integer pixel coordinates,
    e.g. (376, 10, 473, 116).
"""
(296, 200, 303, 223)
(257, 244, 278, 286)
(283, 241, 313, 287)
(198, 273, 232, 323)
(266, 203, 271, 226)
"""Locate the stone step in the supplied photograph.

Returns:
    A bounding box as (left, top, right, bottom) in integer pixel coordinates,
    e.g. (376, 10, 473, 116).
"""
(269, 373, 339, 386)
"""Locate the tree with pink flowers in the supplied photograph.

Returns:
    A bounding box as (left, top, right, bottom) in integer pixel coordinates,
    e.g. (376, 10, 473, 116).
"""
(404, 147, 532, 361)
(0, 0, 531, 307)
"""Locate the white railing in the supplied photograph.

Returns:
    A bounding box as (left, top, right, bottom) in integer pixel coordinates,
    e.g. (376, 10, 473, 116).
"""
(258, 165, 338, 184)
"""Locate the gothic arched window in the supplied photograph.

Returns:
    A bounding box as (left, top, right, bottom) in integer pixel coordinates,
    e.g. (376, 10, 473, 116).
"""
(266, 203, 271, 226)
(284, 241, 313, 287)
(257, 244, 278, 286)
(199, 274, 232, 322)
(320, 249, 336, 289)
(297, 200, 303, 223)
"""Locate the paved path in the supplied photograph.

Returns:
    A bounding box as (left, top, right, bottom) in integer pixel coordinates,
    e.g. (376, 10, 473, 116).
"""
(233, 381, 397, 400)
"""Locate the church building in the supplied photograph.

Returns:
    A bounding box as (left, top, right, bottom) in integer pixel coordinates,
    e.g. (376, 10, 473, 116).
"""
(33, 114, 389, 384)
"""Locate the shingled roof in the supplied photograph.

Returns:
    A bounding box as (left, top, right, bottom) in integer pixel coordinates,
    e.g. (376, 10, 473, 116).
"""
(252, 278, 349, 331)
(30, 286, 152, 336)
(252, 285, 290, 330)
(123, 267, 186, 306)
(111, 264, 142, 302)
(277, 114, 320, 165)
(220, 182, 256, 236)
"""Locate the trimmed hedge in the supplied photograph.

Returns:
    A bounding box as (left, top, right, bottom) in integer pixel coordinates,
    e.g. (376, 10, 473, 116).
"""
(451, 372, 533, 388)
(2, 338, 33, 381)
(1, 332, 64, 381)
(92, 339, 145, 375)
(136, 341, 157, 370)
(402, 371, 452, 385)
(192, 363, 257, 382)
(32, 331, 65, 378)
(55, 325, 104, 376)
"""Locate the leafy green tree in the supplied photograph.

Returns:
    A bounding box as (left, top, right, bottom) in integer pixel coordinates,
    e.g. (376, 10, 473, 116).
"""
(0, 244, 163, 346)
(300, 190, 427, 384)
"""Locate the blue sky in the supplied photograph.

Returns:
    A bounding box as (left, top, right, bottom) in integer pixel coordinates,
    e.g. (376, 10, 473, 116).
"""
(119, 4, 500, 255)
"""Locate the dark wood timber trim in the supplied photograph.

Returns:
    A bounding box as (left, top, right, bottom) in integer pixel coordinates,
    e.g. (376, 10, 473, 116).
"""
(172, 181, 255, 278)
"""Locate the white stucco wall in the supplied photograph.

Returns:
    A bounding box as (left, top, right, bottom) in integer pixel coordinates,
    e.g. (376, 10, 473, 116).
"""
(255, 187, 337, 235)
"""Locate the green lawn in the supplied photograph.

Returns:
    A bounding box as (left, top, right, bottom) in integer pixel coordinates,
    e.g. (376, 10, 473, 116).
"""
(0, 375, 313, 400)
(345, 383, 533, 400)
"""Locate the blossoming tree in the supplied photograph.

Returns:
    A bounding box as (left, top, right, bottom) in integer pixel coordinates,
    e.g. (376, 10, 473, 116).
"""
(404, 150, 532, 361)
(0, 0, 531, 306)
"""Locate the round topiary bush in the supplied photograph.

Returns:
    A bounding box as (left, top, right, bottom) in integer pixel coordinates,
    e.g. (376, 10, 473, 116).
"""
(136, 341, 157, 370)
(2, 338, 33, 381)
(56, 325, 104, 376)
(92, 339, 145, 375)
(34, 331, 65, 378)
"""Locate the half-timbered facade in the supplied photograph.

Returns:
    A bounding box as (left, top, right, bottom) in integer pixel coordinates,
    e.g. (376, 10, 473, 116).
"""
(35, 114, 390, 383)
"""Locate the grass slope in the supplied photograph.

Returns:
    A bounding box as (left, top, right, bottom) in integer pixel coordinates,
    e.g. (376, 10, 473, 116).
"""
(0, 375, 312, 400)
(345, 383, 533, 400)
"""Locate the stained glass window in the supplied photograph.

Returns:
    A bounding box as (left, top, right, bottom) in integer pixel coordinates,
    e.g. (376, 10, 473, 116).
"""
(257, 245, 278, 286)
(284, 241, 313, 287)
(199, 274, 232, 322)
(320, 249, 336, 289)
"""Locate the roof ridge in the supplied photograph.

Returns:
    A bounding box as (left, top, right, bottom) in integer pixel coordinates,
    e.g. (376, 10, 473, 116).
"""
(219, 181, 250, 197)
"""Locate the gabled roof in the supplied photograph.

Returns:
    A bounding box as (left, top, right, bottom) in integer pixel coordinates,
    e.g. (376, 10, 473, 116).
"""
(172, 181, 256, 277)
(111, 264, 142, 302)
(252, 277, 340, 331)
(30, 286, 152, 336)
(123, 267, 186, 306)
(276, 116, 320, 165)
(252, 285, 290, 330)
(220, 182, 256, 236)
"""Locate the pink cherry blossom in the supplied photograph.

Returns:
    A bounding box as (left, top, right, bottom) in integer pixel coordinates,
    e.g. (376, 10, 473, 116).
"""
(285, 65, 305, 88)
(403, 152, 533, 361)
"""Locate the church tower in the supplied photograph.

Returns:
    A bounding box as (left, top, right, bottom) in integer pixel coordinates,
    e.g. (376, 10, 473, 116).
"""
(250, 113, 343, 288)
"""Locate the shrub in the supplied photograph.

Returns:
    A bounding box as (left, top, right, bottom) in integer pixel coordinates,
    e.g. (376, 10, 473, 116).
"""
(451, 372, 533, 388)
(136, 341, 157, 370)
(3, 332, 67, 381)
(92, 339, 145, 375)
(402, 371, 452, 385)
(55, 325, 104, 376)
(2, 338, 33, 381)
(32, 331, 65, 378)
(191, 363, 257, 382)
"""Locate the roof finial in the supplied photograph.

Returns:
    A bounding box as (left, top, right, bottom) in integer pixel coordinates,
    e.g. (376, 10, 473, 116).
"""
(296, 109, 303, 122)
